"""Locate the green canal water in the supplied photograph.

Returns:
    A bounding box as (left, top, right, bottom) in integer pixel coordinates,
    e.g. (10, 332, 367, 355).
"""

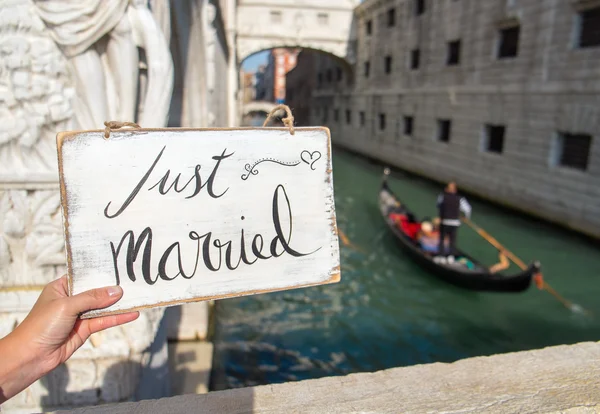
(210, 148, 600, 390)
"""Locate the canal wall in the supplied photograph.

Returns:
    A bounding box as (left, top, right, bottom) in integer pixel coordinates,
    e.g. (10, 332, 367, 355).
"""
(308, 0, 600, 239)
(59, 340, 600, 413)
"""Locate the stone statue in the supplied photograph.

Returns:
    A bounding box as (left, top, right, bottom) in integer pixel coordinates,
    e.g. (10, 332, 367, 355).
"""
(0, 0, 174, 284)
(0, 0, 174, 410)
(31, 0, 174, 128)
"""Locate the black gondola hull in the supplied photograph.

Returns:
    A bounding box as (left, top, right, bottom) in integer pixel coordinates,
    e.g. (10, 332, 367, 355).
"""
(379, 178, 537, 292)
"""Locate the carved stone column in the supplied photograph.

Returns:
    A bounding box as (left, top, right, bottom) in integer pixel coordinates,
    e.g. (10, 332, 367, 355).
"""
(0, 1, 172, 411)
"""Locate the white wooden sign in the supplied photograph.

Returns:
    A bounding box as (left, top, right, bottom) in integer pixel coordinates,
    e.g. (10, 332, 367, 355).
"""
(57, 128, 340, 318)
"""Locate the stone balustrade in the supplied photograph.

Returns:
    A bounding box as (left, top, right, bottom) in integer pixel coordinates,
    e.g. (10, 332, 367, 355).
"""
(56, 341, 600, 414)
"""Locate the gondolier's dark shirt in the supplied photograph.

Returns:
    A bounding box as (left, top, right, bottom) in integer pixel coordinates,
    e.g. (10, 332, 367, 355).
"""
(437, 191, 471, 226)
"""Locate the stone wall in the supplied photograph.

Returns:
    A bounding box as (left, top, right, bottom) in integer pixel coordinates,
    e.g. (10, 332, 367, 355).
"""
(0, 0, 226, 411)
(285, 51, 316, 126)
(60, 341, 600, 413)
(314, 0, 600, 238)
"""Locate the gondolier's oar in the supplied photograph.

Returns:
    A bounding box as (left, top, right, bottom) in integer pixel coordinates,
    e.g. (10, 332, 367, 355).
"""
(339, 229, 365, 253)
(462, 217, 588, 315)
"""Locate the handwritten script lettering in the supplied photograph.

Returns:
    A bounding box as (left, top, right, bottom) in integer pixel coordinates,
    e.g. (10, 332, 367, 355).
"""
(104, 147, 233, 219)
(109, 184, 320, 285)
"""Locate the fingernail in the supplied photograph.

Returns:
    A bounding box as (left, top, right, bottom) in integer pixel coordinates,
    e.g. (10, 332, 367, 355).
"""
(107, 286, 122, 297)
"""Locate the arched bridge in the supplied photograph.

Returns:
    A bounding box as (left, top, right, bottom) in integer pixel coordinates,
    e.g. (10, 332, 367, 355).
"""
(242, 101, 277, 116)
(236, 0, 359, 64)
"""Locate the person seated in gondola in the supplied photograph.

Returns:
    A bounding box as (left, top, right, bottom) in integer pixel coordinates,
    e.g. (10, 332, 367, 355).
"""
(417, 221, 440, 253)
(388, 206, 420, 240)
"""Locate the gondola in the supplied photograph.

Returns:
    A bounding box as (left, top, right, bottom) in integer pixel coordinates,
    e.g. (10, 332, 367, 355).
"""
(379, 169, 540, 292)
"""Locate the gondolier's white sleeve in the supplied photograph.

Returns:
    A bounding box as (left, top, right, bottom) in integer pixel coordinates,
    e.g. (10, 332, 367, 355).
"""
(460, 197, 472, 218)
(436, 194, 443, 207)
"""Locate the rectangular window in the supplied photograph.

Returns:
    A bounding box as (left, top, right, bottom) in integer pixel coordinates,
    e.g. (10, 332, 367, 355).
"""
(379, 113, 386, 130)
(323, 109, 329, 123)
(384, 55, 392, 74)
(415, 0, 425, 16)
(334, 109, 339, 122)
(498, 26, 520, 58)
(364, 61, 370, 77)
(437, 119, 451, 142)
(404, 116, 414, 136)
(360, 111, 365, 127)
(366, 19, 372, 35)
(336, 67, 343, 82)
(326, 69, 332, 83)
(270, 10, 282, 23)
(387, 8, 396, 27)
(483, 124, 505, 153)
(555, 132, 592, 171)
(317, 72, 323, 87)
(447, 40, 461, 65)
(346, 110, 352, 125)
(578, 7, 600, 48)
(317, 12, 329, 25)
(410, 49, 420, 69)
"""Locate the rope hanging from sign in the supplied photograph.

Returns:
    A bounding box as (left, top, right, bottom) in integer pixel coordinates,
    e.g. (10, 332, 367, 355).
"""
(262, 104, 295, 135)
(104, 121, 141, 139)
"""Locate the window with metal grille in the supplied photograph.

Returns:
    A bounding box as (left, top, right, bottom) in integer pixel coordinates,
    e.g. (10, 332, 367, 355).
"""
(557, 132, 592, 171)
(498, 26, 520, 58)
(346, 110, 352, 124)
(379, 113, 386, 130)
(364, 61, 370, 77)
(317, 12, 329, 25)
(404, 116, 414, 136)
(360, 111, 365, 127)
(270, 10, 282, 23)
(578, 7, 600, 48)
(384, 55, 392, 74)
(415, 0, 425, 16)
(484, 124, 505, 153)
(447, 40, 461, 65)
(387, 8, 396, 27)
(410, 49, 420, 69)
(437, 119, 451, 142)
(366, 19, 372, 35)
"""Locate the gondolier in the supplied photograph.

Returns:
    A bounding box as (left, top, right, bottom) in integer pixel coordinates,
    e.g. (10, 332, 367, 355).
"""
(436, 181, 471, 259)
(379, 169, 537, 292)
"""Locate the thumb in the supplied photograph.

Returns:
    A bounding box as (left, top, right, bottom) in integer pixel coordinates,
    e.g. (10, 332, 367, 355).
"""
(67, 286, 124, 316)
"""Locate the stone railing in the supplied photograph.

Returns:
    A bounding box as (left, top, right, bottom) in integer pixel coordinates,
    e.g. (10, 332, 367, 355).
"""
(56, 341, 600, 413)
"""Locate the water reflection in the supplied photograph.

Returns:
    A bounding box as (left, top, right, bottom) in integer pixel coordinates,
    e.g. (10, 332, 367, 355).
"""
(210, 147, 600, 391)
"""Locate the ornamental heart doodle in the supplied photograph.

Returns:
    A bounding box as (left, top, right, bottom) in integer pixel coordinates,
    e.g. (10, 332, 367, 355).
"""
(241, 149, 323, 180)
(301, 150, 322, 170)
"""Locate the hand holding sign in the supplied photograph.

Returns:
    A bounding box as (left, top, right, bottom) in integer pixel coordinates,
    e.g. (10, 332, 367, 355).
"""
(57, 127, 340, 317)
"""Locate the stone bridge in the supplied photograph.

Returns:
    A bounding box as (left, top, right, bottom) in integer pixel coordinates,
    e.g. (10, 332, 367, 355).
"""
(236, 0, 359, 65)
(241, 101, 277, 116)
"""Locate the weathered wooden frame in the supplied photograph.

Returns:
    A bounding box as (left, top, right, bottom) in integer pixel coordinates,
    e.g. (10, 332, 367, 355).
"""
(56, 127, 340, 318)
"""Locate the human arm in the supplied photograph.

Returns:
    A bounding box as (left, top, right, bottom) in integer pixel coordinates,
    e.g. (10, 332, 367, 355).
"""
(459, 197, 472, 219)
(436, 193, 443, 208)
(489, 251, 510, 274)
(0, 276, 138, 404)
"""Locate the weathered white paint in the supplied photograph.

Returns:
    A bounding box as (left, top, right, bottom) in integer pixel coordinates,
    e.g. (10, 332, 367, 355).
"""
(57, 128, 340, 317)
